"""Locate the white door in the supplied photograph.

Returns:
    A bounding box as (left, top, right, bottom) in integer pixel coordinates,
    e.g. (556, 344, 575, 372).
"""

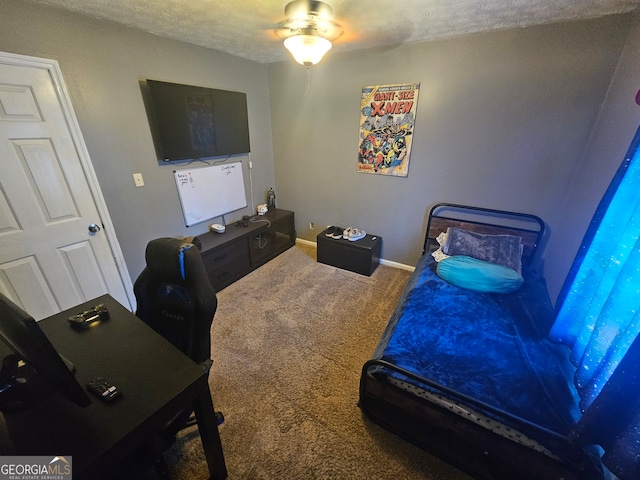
(0, 52, 133, 320)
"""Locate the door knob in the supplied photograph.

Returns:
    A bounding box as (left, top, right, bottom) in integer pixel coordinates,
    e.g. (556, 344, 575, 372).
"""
(88, 223, 101, 233)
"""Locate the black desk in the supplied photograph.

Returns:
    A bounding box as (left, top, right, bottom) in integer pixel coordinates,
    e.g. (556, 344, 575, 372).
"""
(0, 294, 227, 480)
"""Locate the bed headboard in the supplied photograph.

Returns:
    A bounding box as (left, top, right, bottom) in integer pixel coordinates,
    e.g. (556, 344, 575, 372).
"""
(423, 203, 545, 266)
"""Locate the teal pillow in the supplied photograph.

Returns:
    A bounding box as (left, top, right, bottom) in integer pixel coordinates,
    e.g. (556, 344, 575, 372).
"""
(436, 255, 524, 294)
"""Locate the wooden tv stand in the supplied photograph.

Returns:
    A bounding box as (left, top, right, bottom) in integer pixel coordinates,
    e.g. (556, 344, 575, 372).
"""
(195, 209, 296, 291)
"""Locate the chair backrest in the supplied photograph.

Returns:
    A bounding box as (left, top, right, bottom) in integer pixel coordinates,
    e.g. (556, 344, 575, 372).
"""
(133, 238, 217, 365)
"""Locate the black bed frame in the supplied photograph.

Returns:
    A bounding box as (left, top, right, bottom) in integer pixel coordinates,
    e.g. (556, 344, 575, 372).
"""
(422, 203, 545, 263)
(359, 203, 603, 480)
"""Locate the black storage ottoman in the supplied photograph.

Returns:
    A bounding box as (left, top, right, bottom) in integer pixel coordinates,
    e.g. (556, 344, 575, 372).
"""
(317, 229, 382, 276)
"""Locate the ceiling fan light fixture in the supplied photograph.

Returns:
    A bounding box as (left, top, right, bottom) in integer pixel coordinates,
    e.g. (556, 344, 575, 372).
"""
(284, 34, 332, 66)
(279, 0, 341, 66)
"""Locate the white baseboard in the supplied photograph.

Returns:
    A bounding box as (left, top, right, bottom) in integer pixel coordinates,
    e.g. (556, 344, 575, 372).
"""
(295, 238, 316, 248)
(380, 258, 415, 272)
(295, 238, 415, 272)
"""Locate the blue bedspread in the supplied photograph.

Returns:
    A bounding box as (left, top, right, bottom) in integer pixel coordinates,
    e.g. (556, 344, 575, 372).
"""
(372, 254, 581, 444)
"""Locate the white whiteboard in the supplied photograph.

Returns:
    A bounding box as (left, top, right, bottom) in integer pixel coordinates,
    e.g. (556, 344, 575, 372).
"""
(173, 162, 247, 227)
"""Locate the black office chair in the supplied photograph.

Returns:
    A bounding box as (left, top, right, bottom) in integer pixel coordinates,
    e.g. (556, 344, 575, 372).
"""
(133, 237, 222, 478)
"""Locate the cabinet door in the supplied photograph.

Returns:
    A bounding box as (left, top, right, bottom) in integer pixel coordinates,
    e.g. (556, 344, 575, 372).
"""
(249, 213, 294, 266)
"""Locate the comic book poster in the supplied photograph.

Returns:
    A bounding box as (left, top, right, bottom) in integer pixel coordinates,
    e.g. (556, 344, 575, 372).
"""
(357, 83, 419, 177)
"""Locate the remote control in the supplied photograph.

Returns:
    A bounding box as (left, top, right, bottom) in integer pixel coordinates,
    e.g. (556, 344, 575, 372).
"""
(86, 377, 121, 402)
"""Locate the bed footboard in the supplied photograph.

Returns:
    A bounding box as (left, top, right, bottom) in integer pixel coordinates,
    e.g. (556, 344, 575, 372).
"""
(359, 360, 603, 480)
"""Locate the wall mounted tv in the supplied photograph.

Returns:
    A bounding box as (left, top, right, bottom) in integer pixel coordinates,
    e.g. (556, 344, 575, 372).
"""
(145, 79, 250, 162)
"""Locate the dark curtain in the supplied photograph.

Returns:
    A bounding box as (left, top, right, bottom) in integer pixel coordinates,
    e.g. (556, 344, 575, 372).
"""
(551, 126, 640, 480)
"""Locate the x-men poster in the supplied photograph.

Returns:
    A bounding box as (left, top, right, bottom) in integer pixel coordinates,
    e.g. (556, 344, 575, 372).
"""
(357, 83, 419, 177)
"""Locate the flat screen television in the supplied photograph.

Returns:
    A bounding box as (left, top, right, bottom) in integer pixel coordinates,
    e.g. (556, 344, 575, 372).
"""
(145, 79, 251, 162)
(0, 293, 91, 411)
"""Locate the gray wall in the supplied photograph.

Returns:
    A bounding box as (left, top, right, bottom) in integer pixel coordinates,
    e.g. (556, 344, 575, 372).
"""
(268, 15, 631, 296)
(0, 0, 275, 281)
(545, 14, 640, 301)
(2, 0, 637, 305)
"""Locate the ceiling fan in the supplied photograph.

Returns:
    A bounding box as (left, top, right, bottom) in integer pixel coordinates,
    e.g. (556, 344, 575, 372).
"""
(275, 0, 343, 66)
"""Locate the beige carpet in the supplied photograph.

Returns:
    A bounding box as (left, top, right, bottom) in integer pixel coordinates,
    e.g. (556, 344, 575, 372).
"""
(165, 244, 472, 480)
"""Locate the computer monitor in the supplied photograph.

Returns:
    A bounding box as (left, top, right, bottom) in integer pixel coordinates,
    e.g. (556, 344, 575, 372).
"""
(0, 293, 91, 411)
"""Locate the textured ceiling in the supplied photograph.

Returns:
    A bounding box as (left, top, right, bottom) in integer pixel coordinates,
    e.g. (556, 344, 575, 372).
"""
(30, 0, 640, 63)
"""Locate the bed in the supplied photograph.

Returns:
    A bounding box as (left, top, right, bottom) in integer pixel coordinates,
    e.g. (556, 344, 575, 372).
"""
(359, 203, 606, 480)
